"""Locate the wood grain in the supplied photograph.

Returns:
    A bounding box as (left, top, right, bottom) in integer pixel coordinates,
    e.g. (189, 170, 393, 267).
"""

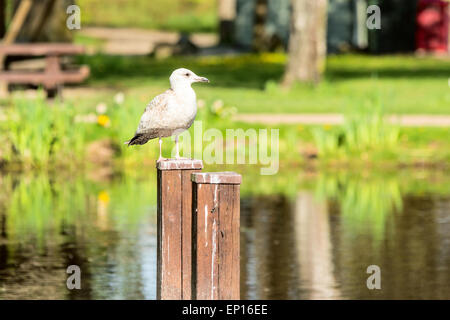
(192, 172, 241, 300)
(157, 159, 203, 300)
(181, 169, 194, 300)
(218, 184, 240, 299)
(157, 169, 182, 300)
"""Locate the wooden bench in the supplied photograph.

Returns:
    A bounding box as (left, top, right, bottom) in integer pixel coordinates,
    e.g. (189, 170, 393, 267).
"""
(0, 43, 90, 97)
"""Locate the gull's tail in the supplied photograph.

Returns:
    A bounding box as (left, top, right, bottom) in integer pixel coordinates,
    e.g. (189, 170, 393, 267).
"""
(124, 134, 140, 146)
(124, 133, 151, 146)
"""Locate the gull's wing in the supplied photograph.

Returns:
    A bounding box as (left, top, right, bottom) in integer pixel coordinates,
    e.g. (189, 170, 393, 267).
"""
(137, 89, 174, 133)
(125, 89, 174, 146)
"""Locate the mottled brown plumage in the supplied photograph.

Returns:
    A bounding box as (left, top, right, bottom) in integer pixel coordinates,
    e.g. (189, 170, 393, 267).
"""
(125, 68, 209, 161)
(126, 89, 174, 146)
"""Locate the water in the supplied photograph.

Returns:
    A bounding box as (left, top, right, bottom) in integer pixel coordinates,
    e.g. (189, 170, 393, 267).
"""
(0, 169, 449, 299)
(241, 193, 450, 299)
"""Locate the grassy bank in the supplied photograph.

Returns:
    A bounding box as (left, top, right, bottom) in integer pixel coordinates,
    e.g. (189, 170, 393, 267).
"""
(1, 53, 449, 170)
(75, 53, 450, 115)
(77, 0, 217, 33)
(0, 93, 448, 171)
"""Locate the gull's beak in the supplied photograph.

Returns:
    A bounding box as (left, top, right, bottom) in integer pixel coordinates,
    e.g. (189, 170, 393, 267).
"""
(195, 76, 209, 83)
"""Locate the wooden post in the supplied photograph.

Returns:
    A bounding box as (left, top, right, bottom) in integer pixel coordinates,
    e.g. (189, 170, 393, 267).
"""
(191, 172, 241, 300)
(157, 159, 203, 300)
(44, 54, 60, 97)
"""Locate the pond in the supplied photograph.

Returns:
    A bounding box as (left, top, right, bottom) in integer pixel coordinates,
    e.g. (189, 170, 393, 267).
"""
(0, 168, 449, 299)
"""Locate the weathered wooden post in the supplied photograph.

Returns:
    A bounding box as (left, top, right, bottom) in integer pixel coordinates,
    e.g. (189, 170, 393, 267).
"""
(157, 159, 203, 300)
(191, 172, 241, 300)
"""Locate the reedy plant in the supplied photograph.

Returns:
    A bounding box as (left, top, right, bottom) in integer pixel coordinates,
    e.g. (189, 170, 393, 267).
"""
(312, 97, 400, 159)
(4, 95, 88, 167)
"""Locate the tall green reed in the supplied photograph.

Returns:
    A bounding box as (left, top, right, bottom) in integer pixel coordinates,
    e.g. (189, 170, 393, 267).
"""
(6, 97, 54, 165)
(312, 100, 400, 159)
(4, 95, 88, 167)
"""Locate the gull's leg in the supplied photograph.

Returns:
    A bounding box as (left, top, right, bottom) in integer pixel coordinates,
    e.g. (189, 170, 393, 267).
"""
(157, 137, 166, 162)
(175, 135, 180, 159)
(174, 134, 189, 160)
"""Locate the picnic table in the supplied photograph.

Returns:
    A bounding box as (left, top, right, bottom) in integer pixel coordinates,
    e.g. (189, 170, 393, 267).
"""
(0, 43, 90, 97)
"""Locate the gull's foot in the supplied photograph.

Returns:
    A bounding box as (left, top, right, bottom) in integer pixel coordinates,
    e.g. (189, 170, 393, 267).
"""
(157, 156, 168, 163)
(175, 156, 190, 160)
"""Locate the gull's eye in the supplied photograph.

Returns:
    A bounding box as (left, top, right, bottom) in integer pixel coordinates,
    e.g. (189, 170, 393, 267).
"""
(185, 73, 190, 77)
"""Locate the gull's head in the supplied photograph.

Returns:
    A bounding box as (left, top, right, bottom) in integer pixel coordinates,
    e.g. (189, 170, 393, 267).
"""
(169, 68, 209, 89)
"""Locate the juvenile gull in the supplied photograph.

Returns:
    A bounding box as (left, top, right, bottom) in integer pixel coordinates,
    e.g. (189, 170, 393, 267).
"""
(125, 68, 209, 161)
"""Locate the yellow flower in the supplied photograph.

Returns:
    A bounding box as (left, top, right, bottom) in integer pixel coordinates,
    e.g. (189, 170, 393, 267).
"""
(97, 114, 110, 127)
(98, 191, 110, 203)
(324, 124, 332, 131)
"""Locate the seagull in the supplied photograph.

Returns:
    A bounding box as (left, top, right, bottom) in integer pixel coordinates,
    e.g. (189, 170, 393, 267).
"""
(125, 68, 209, 161)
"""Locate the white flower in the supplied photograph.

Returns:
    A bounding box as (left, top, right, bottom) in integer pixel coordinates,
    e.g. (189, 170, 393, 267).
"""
(96, 102, 108, 114)
(197, 99, 206, 109)
(114, 92, 125, 105)
(74, 113, 97, 123)
(86, 113, 98, 123)
(211, 99, 224, 112)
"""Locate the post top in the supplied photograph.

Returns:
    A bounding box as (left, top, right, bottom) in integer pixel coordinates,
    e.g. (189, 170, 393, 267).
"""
(156, 159, 203, 170)
(191, 172, 242, 185)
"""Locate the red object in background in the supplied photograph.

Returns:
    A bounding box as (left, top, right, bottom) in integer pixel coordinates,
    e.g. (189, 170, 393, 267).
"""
(416, 0, 449, 53)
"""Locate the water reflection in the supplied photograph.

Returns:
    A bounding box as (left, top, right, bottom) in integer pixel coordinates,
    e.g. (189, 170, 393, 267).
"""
(294, 192, 341, 299)
(0, 169, 449, 299)
(0, 172, 157, 299)
(240, 171, 450, 299)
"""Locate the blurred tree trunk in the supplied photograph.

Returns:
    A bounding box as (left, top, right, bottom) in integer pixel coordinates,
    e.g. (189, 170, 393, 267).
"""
(283, 0, 328, 86)
(252, 0, 269, 51)
(14, 0, 74, 42)
(0, 0, 5, 38)
(218, 0, 236, 45)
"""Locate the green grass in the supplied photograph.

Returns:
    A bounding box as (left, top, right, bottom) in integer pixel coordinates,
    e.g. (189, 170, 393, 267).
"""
(1, 53, 449, 169)
(74, 33, 106, 50)
(77, 0, 217, 33)
(75, 53, 450, 115)
(1, 93, 449, 170)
